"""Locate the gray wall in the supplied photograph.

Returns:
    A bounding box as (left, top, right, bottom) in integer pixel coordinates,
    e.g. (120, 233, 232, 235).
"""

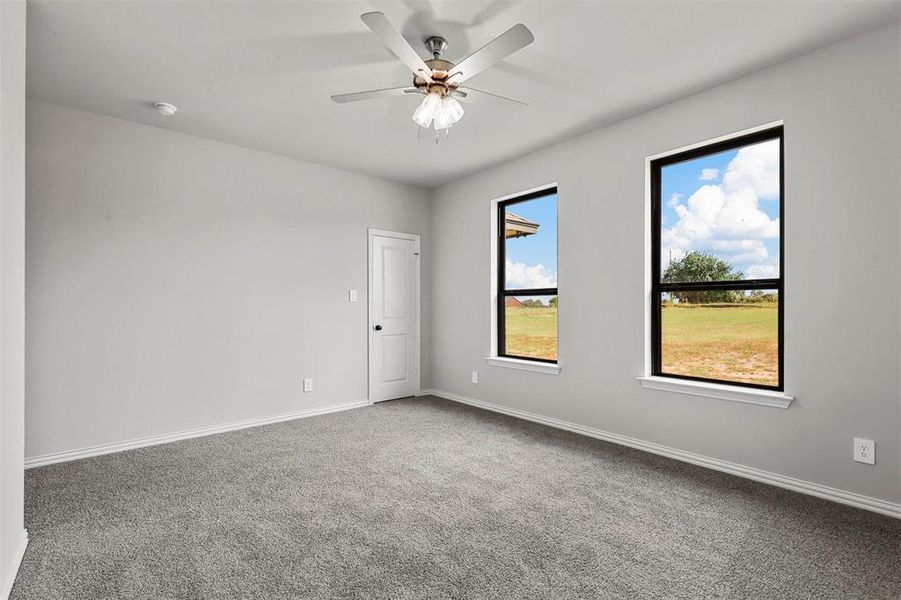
(0, 0, 27, 595)
(25, 100, 430, 459)
(429, 23, 901, 504)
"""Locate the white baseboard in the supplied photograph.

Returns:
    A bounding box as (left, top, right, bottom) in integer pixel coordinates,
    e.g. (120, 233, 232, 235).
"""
(1, 529, 27, 600)
(25, 400, 371, 469)
(421, 389, 901, 519)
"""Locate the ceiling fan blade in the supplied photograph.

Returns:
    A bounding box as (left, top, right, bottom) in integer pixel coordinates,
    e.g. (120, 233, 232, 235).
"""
(361, 12, 433, 83)
(331, 87, 419, 104)
(462, 87, 527, 105)
(447, 24, 534, 84)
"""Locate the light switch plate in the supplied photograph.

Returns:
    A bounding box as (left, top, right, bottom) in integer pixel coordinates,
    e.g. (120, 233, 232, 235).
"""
(303, 378, 313, 393)
(471, 370, 478, 384)
(349, 289, 358, 303)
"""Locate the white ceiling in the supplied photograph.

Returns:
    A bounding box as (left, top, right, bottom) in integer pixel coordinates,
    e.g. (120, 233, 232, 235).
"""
(26, 1, 901, 188)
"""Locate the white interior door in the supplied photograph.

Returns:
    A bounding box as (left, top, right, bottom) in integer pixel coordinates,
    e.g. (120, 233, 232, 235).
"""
(369, 232, 418, 402)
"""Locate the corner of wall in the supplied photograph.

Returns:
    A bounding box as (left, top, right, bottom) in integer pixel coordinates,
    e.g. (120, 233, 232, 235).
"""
(1, 1, 32, 594)
(0, 530, 27, 600)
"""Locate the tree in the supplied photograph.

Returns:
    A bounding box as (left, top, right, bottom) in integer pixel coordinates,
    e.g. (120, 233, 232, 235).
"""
(663, 251, 742, 304)
(520, 298, 545, 308)
(549, 296, 558, 308)
(741, 290, 778, 304)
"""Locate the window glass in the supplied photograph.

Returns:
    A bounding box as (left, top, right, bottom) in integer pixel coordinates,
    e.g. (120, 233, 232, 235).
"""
(660, 290, 779, 387)
(504, 295, 558, 362)
(652, 128, 783, 390)
(498, 188, 558, 363)
(504, 194, 558, 290)
(660, 139, 780, 282)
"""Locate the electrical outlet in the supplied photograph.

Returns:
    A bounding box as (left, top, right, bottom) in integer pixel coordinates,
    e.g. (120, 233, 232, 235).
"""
(471, 370, 478, 384)
(853, 437, 875, 465)
(303, 378, 313, 393)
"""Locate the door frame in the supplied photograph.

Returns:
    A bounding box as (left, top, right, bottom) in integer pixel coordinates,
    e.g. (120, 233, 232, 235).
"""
(367, 228, 421, 403)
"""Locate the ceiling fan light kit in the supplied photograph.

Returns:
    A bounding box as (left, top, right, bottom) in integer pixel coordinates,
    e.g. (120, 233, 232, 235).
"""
(412, 93, 464, 130)
(331, 12, 534, 143)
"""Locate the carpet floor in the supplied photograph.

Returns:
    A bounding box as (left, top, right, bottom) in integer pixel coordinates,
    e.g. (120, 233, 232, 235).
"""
(11, 396, 901, 599)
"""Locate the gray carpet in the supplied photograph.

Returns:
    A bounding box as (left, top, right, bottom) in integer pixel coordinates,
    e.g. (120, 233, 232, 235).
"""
(11, 396, 901, 599)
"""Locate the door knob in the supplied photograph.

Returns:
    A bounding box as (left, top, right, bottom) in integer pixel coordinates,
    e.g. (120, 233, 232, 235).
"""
(374, 324, 382, 331)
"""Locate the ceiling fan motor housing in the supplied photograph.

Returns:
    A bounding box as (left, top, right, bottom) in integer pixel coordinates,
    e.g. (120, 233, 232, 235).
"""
(414, 37, 458, 96)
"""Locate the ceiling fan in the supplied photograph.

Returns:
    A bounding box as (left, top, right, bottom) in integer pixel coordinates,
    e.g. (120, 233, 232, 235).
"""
(331, 12, 534, 138)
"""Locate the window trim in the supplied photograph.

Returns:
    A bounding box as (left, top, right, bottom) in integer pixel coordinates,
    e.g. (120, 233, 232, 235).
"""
(491, 184, 559, 367)
(636, 375, 793, 408)
(487, 356, 561, 375)
(649, 125, 784, 392)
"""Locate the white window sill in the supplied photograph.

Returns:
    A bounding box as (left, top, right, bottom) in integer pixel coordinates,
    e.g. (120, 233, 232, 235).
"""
(636, 375, 793, 409)
(486, 357, 561, 375)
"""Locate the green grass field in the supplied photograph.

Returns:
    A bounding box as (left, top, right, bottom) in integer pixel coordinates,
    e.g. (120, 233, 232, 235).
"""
(661, 303, 778, 386)
(504, 303, 778, 386)
(504, 306, 558, 361)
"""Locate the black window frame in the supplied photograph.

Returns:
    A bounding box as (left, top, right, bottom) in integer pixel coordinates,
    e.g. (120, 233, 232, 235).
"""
(497, 186, 558, 364)
(650, 126, 784, 391)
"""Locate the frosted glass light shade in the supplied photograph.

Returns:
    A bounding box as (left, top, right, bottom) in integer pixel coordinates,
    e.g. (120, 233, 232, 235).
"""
(412, 93, 441, 128)
(433, 105, 454, 130)
(412, 93, 465, 131)
(444, 96, 464, 122)
(432, 96, 465, 130)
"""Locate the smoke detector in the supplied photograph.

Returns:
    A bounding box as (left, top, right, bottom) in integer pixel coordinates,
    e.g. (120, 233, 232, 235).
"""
(154, 102, 177, 117)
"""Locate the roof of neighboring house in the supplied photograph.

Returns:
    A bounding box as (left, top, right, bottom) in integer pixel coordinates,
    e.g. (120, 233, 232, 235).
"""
(504, 297, 523, 307)
(505, 212, 539, 238)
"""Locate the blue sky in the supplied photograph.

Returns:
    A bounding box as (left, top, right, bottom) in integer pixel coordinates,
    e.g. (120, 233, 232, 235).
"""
(504, 193, 557, 290)
(499, 138, 779, 293)
(660, 139, 780, 280)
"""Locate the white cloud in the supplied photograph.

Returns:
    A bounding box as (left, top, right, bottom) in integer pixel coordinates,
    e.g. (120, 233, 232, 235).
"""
(665, 185, 777, 245)
(707, 239, 764, 252)
(723, 138, 780, 200)
(667, 193, 682, 208)
(698, 168, 719, 181)
(708, 240, 769, 266)
(662, 139, 780, 274)
(661, 246, 687, 271)
(505, 260, 557, 288)
(746, 263, 779, 279)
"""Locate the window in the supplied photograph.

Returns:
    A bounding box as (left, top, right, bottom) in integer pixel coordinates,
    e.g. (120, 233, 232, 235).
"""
(497, 187, 558, 363)
(651, 127, 783, 390)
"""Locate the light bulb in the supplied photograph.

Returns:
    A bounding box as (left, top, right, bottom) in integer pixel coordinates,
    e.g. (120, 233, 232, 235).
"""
(412, 93, 441, 128)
